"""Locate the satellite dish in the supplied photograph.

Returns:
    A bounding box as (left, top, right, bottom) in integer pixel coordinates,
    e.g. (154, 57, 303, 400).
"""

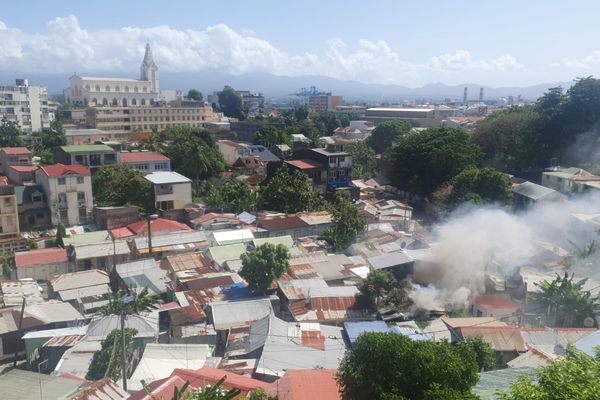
(584, 317, 595, 328)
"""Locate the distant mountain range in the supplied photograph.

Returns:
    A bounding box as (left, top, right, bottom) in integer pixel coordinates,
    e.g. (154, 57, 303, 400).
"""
(0, 71, 571, 103)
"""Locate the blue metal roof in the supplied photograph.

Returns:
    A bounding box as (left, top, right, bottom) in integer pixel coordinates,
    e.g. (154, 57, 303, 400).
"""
(344, 321, 393, 344)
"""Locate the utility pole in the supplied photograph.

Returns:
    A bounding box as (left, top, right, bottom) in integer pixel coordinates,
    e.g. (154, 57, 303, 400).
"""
(121, 311, 127, 391)
(38, 359, 48, 400)
(13, 296, 26, 367)
(147, 214, 158, 258)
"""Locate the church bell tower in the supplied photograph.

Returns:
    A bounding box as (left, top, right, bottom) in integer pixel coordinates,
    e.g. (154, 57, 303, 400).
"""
(140, 43, 159, 93)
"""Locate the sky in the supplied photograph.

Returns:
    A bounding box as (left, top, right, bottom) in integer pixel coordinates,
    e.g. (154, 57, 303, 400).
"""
(1, 0, 600, 88)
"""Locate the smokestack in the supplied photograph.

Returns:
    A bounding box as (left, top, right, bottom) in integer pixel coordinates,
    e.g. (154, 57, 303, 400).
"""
(463, 87, 468, 104)
(479, 88, 484, 102)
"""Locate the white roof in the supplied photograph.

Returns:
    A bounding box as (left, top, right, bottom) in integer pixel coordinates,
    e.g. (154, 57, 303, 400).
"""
(65, 128, 106, 136)
(72, 240, 131, 260)
(87, 314, 158, 340)
(212, 229, 254, 245)
(54, 340, 102, 378)
(366, 107, 435, 112)
(22, 325, 88, 340)
(128, 344, 213, 392)
(145, 171, 192, 184)
(25, 301, 85, 325)
(210, 297, 273, 330)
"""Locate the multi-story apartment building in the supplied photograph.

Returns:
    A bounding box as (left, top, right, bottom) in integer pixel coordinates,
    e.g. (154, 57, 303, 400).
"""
(53, 144, 118, 175)
(65, 128, 110, 145)
(0, 177, 20, 239)
(145, 171, 192, 211)
(0, 147, 33, 174)
(237, 91, 265, 117)
(0, 79, 52, 134)
(308, 93, 342, 113)
(84, 100, 218, 140)
(35, 164, 94, 226)
(119, 151, 171, 174)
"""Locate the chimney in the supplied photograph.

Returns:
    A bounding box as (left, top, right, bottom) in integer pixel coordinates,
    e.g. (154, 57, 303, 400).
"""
(463, 87, 468, 104)
(479, 88, 484, 102)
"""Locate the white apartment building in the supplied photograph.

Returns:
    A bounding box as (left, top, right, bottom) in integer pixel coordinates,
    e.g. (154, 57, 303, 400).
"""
(145, 171, 192, 211)
(35, 164, 94, 226)
(0, 79, 53, 134)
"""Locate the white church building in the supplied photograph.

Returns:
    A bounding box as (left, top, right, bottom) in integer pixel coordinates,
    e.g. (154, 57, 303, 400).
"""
(65, 44, 161, 106)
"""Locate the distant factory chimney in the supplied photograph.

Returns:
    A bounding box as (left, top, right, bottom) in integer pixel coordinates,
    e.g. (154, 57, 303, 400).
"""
(463, 87, 468, 104)
(479, 87, 484, 102)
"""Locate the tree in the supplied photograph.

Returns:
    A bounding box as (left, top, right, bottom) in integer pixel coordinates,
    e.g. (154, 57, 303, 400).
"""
(93, 164, 153, 212)
(37, 119, 67, 149)
(0, 118, 24, 147)
(324, 192, 366, 250)
(471, 107, 543, 173)
(533, 272, 599, 328)
(206, 178, 258, 213)
(86, 328, 137, 381)
(34, 148, 53, 165)
(458, 335, 496, 372)
(240, 243, 290, 294)
(499, 346, 600, 400)
(355, 270, 397, 310)
(337, 332, 479, 400)
(390, 127, 482, 197)
(293, 105, 309, 122)
(253, 126, 291, 147)
(160, 127, 225, 183)
(218, 86, 245, 120)
(56, 222, 68, 247)
(187, 89, 203, 102)
(258, 167, 322, 213)
(345, 141, 377, 179)
(313, 112, 341, 135)
(445, 167, 512, 207)
(98, 287, 159, 316)
(367, 120, 411, 154)
(0, 252, 14, 278)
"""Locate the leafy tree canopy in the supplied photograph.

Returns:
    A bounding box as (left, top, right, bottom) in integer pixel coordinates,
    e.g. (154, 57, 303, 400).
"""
(253, 126, 291, 147)
(206, 178, 258, 213)
(240, 243, 290, 294)
(93, 164, 153, 212)
(367, 120, 412, 154)
(187, 89, 203, 101)
(337, 332, 479, 400)
(258, 167, 324, 213)
(499, 346, 600, 400)
(0, 118, 24, 147)
(324, 191, 366, 250)
(98, 287, 159, 316)
(355, 270, 397, 311)
(447, 167, 512, 207)
(458, 335, 497, 372)
(86, 328, 137, 381)
(390, 127, 482, 197)
(218, 86, 245, 120)
(345, 141, 377, 179)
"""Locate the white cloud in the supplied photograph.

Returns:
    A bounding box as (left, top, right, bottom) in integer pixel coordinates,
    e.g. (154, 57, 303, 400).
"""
(0, 15, 525, 85)
(560, 51, 600, 69)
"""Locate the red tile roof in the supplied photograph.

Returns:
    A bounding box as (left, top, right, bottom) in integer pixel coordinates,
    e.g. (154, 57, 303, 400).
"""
(109, 226, 136, 239)
(2, 147, 32, 155)
(126, 218, 191, 235)
(286, 159, 324, 170)
(41, 163, 90, 177)
(474, 294, 521, 311)
(9, 165, 38, 172)
(15, 248, 68, 267)
(269, 369, 341, 400)
(177, 367, 270, 395)
(119, 151, 170, 163)
(191, 213, 238, 225)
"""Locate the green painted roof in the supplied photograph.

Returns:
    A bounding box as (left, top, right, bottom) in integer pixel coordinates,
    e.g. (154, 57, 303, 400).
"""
(0, 369, 84, 399)
(61, 144, 115, 153)
(62, 230, 111, 246)
(208, 243, 248, 265)
(252, 235, 301, 256)
(472, 368, 537, 399)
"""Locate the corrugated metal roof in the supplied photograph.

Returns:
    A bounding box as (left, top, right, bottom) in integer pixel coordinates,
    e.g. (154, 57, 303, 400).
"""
(72, 377, 129, 400)
(116, 258, 169, 295)
(144, 171, 191, 184)
(473, 368, 537, 399)
(87, 315, 157, 340)
(0, 369, 84, 399)
(368, 251, 413, 270)
(207, 243, 247, 265)
(134, 230, 208, 251)
(211, 229, 254, 245)
(460, 326, 526, 352)
(50, 269, 110, 292)
(210, 297, 273, 330)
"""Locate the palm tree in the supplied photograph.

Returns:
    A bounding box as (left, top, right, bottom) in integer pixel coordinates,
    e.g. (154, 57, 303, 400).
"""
(534, 272, 599, 327)
(98, 286, 159, 316)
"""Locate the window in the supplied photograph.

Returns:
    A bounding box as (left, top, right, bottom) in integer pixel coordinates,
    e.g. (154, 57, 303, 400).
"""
(77, 192, 86, 201)
(106, 85, 110, 92)
(157, 200, 174, 210)
(58, 177, 66, 185)
(32, 194, 42, 202)
(59, 209, 68, 222)
(79, 207, 88, 219)
(76, 176, 84, 184)
(3, 198, 11, 207)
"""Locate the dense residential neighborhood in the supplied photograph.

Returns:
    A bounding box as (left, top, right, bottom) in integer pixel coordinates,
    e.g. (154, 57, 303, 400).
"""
(3, 5, 600, 399)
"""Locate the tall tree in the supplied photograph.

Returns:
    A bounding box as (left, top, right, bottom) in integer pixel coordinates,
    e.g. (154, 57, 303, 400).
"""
(93, 164, 153, 213)
(533, 272, 599, 328)
(337, 332, 479, 400)
(499, 346, 600, 400)
(187, 89, 203, 101)
(86, 328, 137, 381)
(258, 167, 322, 213)
(345, 141, 377, 179)
(218, 86, 245, 120)
(206, 178, 258, 213)
(390, 127, 482, 197)
(37, 119, 67, 148)
(240, 243, 290, 294)
(98, 287, 159, 316)
(324, 191, 366, 250)
(253, 126, 291, 146)
(0, 118, 24, 147)
(355, 270, 397, 311)
(458, 335, 497, 372)
(367, 120, 411, 154)
(445, 167, 512, 207)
